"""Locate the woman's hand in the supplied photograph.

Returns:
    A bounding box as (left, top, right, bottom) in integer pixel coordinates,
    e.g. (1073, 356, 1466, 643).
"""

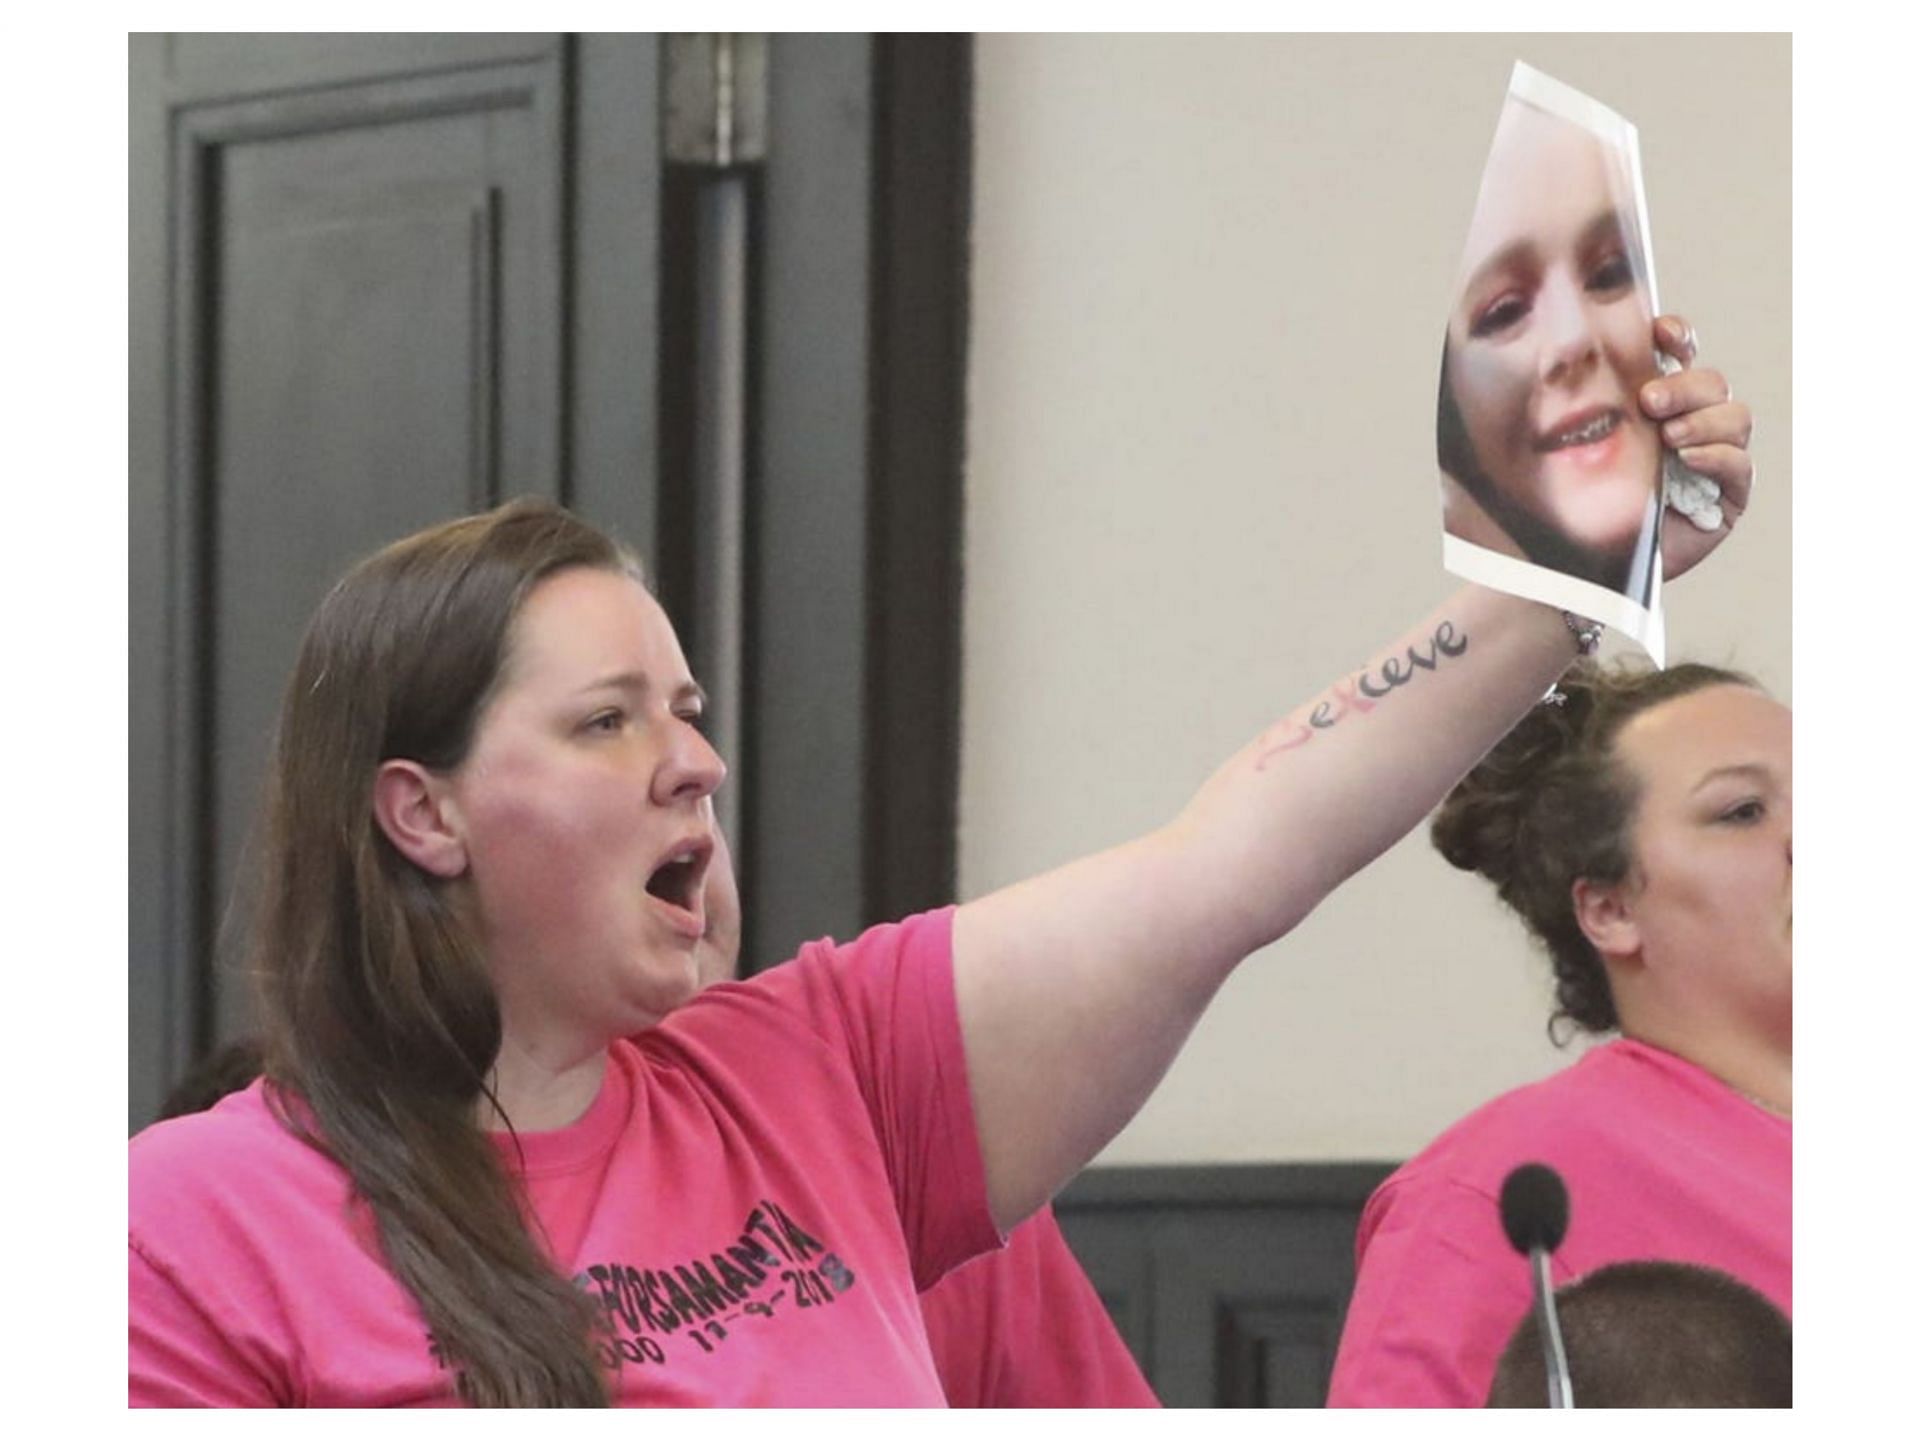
(1642, 314, 1755, 581)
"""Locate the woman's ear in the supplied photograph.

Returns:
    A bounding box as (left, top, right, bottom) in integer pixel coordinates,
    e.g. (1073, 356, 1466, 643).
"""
(371, 760, 469, 879)
(1571, 876, 1640, 965)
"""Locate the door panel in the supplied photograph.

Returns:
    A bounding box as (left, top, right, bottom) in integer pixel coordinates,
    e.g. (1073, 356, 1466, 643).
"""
(129, 33, 968, 1134)
(1054, 1164, 1394, 1407)
(132, 36, 590, 1108)
(175, 55, 569, 1045)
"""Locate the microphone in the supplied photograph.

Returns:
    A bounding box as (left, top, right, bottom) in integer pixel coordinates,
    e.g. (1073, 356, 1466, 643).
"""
(1499, 1163, 1574, 1408)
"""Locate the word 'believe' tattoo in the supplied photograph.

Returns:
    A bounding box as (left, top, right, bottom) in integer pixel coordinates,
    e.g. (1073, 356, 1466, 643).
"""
(1254, 621, 1469, 769)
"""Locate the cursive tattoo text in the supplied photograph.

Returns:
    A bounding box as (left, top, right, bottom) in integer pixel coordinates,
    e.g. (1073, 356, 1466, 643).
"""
(1253, 621, 1469, 769)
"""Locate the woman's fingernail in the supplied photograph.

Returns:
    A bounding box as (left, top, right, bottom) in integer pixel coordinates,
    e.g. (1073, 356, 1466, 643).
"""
(1665, 419, 1692, 445)
(1645, 385, 1668, 413)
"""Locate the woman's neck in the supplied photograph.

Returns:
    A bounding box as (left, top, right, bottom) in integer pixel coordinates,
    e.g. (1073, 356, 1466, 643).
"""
(478, 1036, 609, 1132)
(1621, 1018, 1791, 1119)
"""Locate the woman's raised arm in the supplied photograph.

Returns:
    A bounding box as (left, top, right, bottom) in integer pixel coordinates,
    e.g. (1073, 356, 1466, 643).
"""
(953, 324, 1751, 1232)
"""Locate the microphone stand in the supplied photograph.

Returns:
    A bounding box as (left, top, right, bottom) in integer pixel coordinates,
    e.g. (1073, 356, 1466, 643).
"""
(1530, 1246, 1575, 1409)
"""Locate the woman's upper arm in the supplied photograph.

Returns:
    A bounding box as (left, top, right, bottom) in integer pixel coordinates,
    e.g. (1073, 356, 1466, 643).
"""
(953, 823, 1252, 1231)
(954, 587, 1579, 1231)
(129, 1241, 281, 1408)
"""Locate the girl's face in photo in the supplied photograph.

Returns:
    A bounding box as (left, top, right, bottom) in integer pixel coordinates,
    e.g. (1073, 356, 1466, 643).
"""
(1447, 101, 1661, 566)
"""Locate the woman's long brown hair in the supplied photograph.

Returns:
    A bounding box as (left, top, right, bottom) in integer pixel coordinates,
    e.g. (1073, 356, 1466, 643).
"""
(251, 499, 637, 1405)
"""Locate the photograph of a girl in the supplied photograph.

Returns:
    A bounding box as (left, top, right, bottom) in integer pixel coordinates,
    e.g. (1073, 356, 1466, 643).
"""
(1440, 65, 1674, 632)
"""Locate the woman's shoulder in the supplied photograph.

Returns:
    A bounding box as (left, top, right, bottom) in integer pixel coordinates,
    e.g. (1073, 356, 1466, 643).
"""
(131, 1081, 352, 1243)
(657, 908, 959, 1042)
(764, 908, 958, 993)
(133, 1079, 289, 1167)
(1373, 1042, 1650, 1202)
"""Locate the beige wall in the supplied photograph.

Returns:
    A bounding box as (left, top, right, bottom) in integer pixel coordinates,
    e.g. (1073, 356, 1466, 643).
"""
(960, 34, 1790, 1164)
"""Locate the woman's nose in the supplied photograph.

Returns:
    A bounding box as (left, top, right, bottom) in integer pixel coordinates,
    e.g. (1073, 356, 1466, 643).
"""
(1536, 269, 1599, 385)
(657, 723, 728, 806)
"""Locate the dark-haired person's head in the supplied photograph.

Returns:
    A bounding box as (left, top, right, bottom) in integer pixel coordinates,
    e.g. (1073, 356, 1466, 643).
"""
(153, 1038, 266, 1122)
(1430, 659, 1791, 1072)
(1486, 1260, 1790, 1407)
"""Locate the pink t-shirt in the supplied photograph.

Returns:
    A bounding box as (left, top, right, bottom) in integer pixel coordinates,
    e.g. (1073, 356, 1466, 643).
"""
(1326, 1038, 1790, 1408)
(920, 1204, 1158, 1408)
(129, 909, 1001, 1407)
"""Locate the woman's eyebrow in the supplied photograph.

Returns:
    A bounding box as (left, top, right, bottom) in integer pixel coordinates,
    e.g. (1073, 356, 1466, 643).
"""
(578, 669, 652, 697)
(1689, 762, 1776, 795)
(576, 670, 708, 711)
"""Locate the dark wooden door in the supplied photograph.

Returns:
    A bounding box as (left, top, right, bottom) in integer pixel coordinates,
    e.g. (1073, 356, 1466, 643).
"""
(1055, 1164, 1394, 1407)
(130, 34, 970, 1129)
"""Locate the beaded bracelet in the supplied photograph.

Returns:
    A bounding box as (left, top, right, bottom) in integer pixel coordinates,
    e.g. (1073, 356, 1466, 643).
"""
(1563, 611, 1604, 656)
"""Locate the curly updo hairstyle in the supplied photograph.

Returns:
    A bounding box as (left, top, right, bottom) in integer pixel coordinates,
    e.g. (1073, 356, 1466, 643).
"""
(1430, 657, 1758, 1040)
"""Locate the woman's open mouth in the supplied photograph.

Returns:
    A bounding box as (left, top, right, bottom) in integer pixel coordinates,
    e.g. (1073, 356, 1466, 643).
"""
(644, 837, 712, 937)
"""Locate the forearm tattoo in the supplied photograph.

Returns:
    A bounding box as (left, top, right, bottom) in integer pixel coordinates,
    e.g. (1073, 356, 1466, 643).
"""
(1253, 621, 1469, 769)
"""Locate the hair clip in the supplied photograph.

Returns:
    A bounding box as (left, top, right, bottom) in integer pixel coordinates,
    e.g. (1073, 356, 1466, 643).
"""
(1540, 684, 1568, 707)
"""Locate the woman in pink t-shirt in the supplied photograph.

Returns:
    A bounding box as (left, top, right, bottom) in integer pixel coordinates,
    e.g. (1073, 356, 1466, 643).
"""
(1328, 658, 1791, 1407)
(692, 826, 1157, 1407)
(131, 332, 1751, 1406)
